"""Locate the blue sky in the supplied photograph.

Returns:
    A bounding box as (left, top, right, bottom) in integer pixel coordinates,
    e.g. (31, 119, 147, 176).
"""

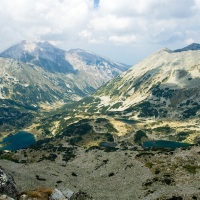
(94, 0, 100, 7)
(0, 0, 200, 65)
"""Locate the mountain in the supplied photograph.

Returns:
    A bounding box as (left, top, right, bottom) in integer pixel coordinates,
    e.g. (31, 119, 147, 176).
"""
(0, 40, 75, 74)
(67, 48, 130, 77)
(1, 44, 200, 200)
(174, 43, 200, 52)
(0, 41, 129, 106)
(42, 44, 200, 144)
(0, 41, 129, 133)
(87, 47, 200, 120)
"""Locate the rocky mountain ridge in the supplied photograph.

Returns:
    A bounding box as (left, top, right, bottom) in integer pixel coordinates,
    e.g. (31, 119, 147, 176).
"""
(86, 45, 200, 120)
(0, 40, 129, 106)
(174, 43, 200, 52)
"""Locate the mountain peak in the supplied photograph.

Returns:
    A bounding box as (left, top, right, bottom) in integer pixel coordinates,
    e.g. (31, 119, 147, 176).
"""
(20, 40, 55, 49)
(157, 48, 172, 54)
(0, 40, 75, 74)
(19, 40, 37, 52)
(69, 48, 93, 54)
(174, 43, 200, 52)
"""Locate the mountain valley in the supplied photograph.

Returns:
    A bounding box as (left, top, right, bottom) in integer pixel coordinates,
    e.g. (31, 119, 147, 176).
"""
(0, 40, 129, 134)
(28, 44, 200, 144)
(0, 43, 200, 200)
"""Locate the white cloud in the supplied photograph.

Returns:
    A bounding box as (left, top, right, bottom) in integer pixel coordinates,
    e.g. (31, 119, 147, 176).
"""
(79, 30, 92, 38)
(184, 38, 195, 45)
(89, 15, 132, 32)
(109, 34, 137, 44)
(0, 0, 200, 63)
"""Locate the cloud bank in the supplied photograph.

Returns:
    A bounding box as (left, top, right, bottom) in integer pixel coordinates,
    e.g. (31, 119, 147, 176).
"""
(0, 0, 200, 63)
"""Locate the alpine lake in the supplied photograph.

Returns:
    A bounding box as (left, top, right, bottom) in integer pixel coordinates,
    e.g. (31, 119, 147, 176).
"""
(0, 131, 36, 151)
(143, 140, 191, 149)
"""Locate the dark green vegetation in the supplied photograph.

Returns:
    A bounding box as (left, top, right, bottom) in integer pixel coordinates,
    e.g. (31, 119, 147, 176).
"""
(124, 101, 159, 118)
(0, 99, 35, 132)
(11, 84, 64, 105)
(182, 165, 200, 174)
(134, 130, 148, 145)
(56, 118, 117, 147)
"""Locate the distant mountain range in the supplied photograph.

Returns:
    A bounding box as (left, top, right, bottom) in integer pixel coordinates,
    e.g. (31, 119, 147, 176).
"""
(61, 43, 200, 121)
(0, 40, 129, 107)
(0, 40, 129, 132)
(174, 43, 200, 52)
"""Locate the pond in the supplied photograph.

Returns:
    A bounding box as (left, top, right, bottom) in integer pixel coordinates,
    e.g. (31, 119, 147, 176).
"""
(143, 140, 191, 149)
(100, 142, 117, 148)
(0, 131, 36, 151)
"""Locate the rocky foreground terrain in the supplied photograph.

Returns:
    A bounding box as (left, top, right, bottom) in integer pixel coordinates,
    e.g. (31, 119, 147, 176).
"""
(1, 143, 200, 199)
(0, 165, 93, 200)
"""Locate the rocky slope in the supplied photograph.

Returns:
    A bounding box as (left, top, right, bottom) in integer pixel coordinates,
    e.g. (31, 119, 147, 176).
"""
(0, 166, 93, 200)
(0, 41, 129, 106)
(1, 144, 200, 199)
(82, 44, 200, 120)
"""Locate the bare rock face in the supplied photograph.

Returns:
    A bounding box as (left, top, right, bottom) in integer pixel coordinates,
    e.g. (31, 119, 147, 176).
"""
(49, 189, 67, 200)
(0, 166, 18, 198)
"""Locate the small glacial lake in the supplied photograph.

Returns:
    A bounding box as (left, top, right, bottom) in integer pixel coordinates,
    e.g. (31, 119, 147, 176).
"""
(143, 140, 190, 149)
(100, 142, 117, 148)
(0, 131, 36, 151)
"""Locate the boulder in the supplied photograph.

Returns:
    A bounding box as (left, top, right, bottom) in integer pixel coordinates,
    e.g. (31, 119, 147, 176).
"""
(0, 194, 15, 200)
(0, 166, 18, 198)
(49, 189, 67, 200)
(59, 187, 74, 199)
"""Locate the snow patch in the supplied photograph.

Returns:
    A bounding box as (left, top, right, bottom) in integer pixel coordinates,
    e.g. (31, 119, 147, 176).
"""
(23, 41, 37, 52)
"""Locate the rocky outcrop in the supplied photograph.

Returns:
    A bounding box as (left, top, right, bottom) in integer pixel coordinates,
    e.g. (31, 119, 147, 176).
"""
(0, 166, 92, 200)
(0, 167, 18, 199)
(17, 188, 92, 200)
(18, 188, 92, 200)
(49, 188, 74, 200)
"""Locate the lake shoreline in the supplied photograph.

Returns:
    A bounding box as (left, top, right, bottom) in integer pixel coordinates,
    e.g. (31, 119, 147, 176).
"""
(0, 131, 36, 151)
